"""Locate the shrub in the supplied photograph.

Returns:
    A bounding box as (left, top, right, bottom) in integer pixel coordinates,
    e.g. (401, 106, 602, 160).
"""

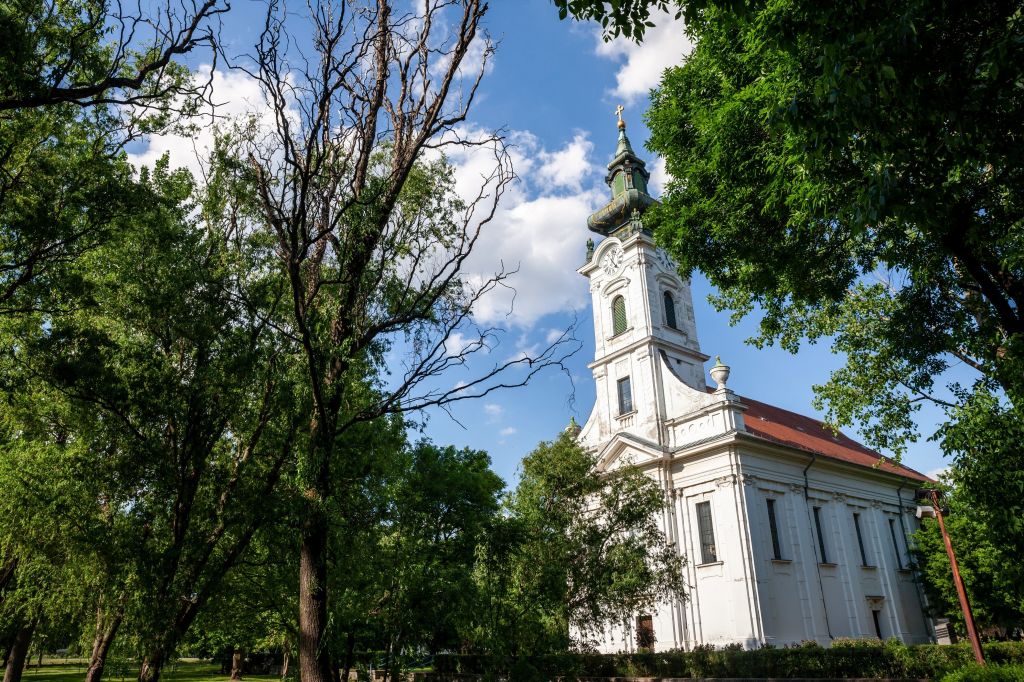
(429, 641, 1024, 680)
(832, 637, 885, 648)
(941, 663, 1024, 682)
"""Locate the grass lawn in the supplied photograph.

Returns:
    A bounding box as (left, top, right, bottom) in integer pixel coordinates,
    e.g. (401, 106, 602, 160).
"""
(20, 661, 284, 682)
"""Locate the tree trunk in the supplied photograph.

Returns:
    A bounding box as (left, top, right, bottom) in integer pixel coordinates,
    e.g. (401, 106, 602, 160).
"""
(137, 647, 165, 682)
(383, 636, 398, 682)
(85, 607, 122, 682)
(340, 631, 354, 682)
(280, 647, 289, 680)
(0, 554, 16, 596)
(230, 648, 244, 680)
(298, 440, 332, 682)
(3, 622, 35, 682)
(1, 629, 16, 670)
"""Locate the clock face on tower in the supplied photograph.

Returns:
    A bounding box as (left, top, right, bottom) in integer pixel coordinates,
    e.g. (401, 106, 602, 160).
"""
(600, 244, 624, 276)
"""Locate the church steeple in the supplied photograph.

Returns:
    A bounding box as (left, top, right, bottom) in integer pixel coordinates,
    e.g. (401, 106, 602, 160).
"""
(576, 106, 708, 450)
(587, 108, 657, 237)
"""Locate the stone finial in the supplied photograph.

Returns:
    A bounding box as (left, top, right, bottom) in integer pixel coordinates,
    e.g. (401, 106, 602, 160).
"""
(710, 355, 731, 392)
(565, 415, 582, 437)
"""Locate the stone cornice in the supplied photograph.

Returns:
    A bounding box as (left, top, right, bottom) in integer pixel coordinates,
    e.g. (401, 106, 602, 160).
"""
(588, 336, 709, 369)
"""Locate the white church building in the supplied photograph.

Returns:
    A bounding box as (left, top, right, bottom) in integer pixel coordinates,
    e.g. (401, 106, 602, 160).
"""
(574, 116, 934, 651)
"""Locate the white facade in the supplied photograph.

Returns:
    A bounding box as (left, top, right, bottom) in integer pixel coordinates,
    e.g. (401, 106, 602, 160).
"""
(575, 224, 934, 652)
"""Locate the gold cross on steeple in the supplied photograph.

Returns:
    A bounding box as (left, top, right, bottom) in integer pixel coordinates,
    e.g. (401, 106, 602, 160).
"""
(615, 104, 625, 129)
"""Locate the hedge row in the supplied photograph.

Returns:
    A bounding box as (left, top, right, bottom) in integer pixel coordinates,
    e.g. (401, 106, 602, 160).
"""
(432, 641, 1024, 680)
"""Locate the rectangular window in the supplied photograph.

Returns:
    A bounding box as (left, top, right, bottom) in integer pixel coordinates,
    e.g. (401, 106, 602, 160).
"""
(766, 499, 783, 560)
(696, 501, 717, 564)
(635, 615, 655, 650)
(872, 609, 884, 640)
(853, 512, 871, 566)
(813, 506, 828, 564)
(617, 376, 633, 415)
(888, 518, 905, 570)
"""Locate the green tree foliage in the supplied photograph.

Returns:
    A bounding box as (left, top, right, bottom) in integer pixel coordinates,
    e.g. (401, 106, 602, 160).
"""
(647, 0, 1024, 554)
(0, 154, 301, 682)
(913, 485, 1024, 639)
(0, 107, 136, 313)
(551, 0, 682, 40)
(1, 0, 225, 312)
(471, 432, 685, 655)
(644, 0, 1024, 411)
(370, 441, 503, 677)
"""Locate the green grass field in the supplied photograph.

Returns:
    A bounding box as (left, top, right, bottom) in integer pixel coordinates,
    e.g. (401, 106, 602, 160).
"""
(20, 661, 282, 682)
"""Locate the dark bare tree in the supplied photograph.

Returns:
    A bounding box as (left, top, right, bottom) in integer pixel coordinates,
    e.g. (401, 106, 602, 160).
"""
(229, 1, 576, 680)
(1, 0, 226, 112)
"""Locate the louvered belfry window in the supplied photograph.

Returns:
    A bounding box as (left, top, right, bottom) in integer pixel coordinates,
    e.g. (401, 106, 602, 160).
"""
(612, 295, 627, 335)
(664, 290, 678, 329)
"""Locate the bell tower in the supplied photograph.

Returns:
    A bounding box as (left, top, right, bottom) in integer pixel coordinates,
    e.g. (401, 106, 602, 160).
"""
(577, 112, 709, 449)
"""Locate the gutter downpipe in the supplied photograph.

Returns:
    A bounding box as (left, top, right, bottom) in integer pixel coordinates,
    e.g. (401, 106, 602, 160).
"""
(896, 483, 935, 642)
(803, 454, 834, 641)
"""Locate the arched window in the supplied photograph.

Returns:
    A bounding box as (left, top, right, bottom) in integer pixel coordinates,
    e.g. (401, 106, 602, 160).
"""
(664, 290, 678, 329)
(611, 295, 627, 336)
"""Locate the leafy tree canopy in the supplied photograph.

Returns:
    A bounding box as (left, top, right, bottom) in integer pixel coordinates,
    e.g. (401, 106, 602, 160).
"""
(914, 482, 1024, 639)
(472, 432, 684, 655)
(552, 0, 682, 40)
(648, 0, 1022, 540)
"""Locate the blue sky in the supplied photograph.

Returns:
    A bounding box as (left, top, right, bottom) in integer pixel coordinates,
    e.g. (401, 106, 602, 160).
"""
(135, 0, 954, 486)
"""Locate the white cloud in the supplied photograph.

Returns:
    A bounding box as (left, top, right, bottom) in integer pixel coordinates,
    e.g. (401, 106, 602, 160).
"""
(499, 426, 517, 437)
(128, 65, 273, 178)
(483, 403, 504, 417)
(546, 327, 570, 344)
(431, 33, 494, 81)
(594, 11, 692, 103)
(926, 465, 951, 481)
(445, 332, 472, 356)
(537, 133, 595, 193)
(443, 128, 606, 328)
(648, 155, 670, 195)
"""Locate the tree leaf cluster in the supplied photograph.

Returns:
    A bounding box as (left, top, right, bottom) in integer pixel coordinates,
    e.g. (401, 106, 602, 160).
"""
(471, 433, 685, 656)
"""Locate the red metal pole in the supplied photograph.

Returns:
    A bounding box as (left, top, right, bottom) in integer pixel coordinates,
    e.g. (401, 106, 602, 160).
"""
(931, 489, 984, 665)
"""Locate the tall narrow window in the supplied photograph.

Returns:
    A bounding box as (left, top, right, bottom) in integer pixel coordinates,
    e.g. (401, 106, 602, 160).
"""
(813, 506, 829, 563)
(696, 501, 717, 564)
(617, 376, 633, 415)
(611, 295, 627, 335)
(766, 499, 783, 560)
(871, 609, 884, 640)
(853, 513, 872, 566)
(663, 290, 678, 329)
(888, 518, 905, 569)
(635, 615, 655, 650)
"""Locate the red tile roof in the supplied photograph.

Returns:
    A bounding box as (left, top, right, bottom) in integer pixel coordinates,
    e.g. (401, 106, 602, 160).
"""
(737, 394, 932, 483)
